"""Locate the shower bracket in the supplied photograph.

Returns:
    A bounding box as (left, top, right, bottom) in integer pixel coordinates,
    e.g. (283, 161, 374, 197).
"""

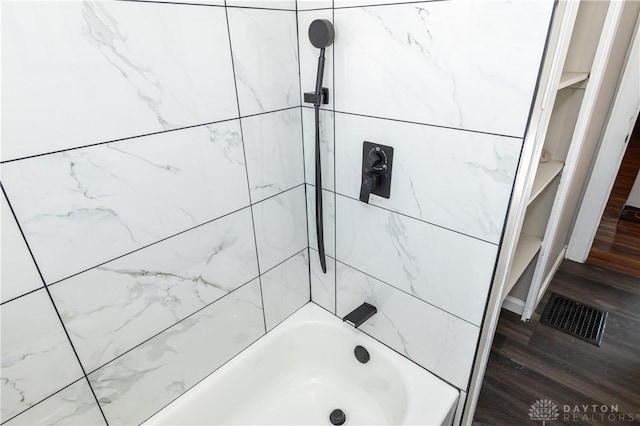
(304, 87, 329, 105)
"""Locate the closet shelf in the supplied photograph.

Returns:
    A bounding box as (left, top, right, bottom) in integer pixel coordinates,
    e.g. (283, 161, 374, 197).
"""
(558, 72, 589, 89)
(502, 233, 542, 301)
(528, 160, 564, 205)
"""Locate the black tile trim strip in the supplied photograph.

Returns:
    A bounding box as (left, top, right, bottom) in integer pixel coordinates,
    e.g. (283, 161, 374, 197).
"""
(0, 183, 110, 425)
(306, 184, 497, 246)
(0, 106, 300, 165)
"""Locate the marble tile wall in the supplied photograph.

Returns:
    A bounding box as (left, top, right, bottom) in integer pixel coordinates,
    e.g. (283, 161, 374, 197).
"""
(1, 1, 307, 424)
(300, 0, 554, 391)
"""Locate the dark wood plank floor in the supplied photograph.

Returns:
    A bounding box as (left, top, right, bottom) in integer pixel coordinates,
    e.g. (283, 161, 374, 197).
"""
(474, 260, 640, 425)
(587, 134, 640, 277)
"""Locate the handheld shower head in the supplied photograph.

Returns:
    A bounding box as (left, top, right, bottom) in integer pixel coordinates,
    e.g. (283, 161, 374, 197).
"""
(309, 19, 335, 49)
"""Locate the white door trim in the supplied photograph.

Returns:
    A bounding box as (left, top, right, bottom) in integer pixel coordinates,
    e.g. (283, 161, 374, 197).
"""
(566, 13, 640, 262)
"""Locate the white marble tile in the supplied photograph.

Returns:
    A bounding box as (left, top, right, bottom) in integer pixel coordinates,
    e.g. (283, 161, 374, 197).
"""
(227, 0, 296, 9)
(334, 113, 521, 243)
(1, 1, 237, 161)
(335, 195, 496, 325)
(303, 107, 335, 190)
(0, 290, 84, 422)
(298, 0, 333, 10)
(242, 109, 305, 202)
(228, 8, 300, 116)
(336, 263, 479, 389)
(298, 11, 334, 109)
(1, 192, 42, 303)
(261, 250, 310, 330)
(50, 208, 258, 372)
(306, 185, 335, 257)
(89, 279, 265, 425)
(2, 121, 249, 284)
(5, 379, 105, 426)
(333, 1, 554, 137)
(253, 185, 308, 273)
(309, 248, 336, 313)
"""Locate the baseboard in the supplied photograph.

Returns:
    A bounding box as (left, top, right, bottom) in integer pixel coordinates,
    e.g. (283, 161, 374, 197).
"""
(502, 296, 525, 315)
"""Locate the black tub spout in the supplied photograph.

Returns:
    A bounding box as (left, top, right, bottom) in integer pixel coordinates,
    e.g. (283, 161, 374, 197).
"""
(343, 303, 377, 328)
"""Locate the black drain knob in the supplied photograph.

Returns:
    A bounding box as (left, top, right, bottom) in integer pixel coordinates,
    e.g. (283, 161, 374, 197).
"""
(354, 345, 370, 364)
(329, 408, 346, 425)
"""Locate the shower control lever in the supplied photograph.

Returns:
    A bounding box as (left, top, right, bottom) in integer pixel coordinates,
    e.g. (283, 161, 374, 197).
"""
(359, 142, 394, 204)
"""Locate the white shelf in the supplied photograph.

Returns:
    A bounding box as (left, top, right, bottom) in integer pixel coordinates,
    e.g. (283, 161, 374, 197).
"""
(502, 233, 542, 302)
(528, 160, 564, 205)
(557, 72, 589, 89)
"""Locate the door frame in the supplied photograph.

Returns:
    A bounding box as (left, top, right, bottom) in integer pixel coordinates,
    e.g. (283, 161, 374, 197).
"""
(566, 13, 640, 263)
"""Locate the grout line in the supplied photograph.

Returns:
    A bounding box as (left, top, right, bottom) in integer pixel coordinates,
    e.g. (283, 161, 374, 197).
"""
(86, 247, 307, 377)
(225, 1, 267, 335)
(44, 205, 253, 288)
(119, 0, 299, 12)
(251, 182, 306, 206)
(335, 258, 479, 327)
(331, 109, 522, 140)
(42, 184, 305, 289)
(0, 183, 110, 425)
(261, 247, 308, 277)
(137, 298, 279, 425)
(333, 0, 449, 10)
(0, 106, 299, 165)
(0, 377, 89, 425)
(0, 286, 43, 307)
(354, 324, 461, 391)
(332, 0, 337, 316)
(226, 4, 296, 12)
(84, 277, 261, 375)
(305, 184, 497, 246)
(118, 0, 225, 7)
(296, 4, 313, 296)
(298, 7, 333, 12)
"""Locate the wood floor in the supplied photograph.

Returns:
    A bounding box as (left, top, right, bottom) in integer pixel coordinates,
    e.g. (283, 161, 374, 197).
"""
(473, 260, 640, 425)
(587, 134, 640, 277)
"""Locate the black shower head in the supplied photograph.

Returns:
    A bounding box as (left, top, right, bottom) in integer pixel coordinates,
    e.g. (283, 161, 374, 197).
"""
(309, 19, 334, 49)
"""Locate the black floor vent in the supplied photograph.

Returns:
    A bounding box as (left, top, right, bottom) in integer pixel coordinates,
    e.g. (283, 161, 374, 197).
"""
(541, 293, 607, 346)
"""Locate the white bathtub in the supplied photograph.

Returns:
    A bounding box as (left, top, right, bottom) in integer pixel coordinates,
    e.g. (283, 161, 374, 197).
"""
(145, 303, 459, 425)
